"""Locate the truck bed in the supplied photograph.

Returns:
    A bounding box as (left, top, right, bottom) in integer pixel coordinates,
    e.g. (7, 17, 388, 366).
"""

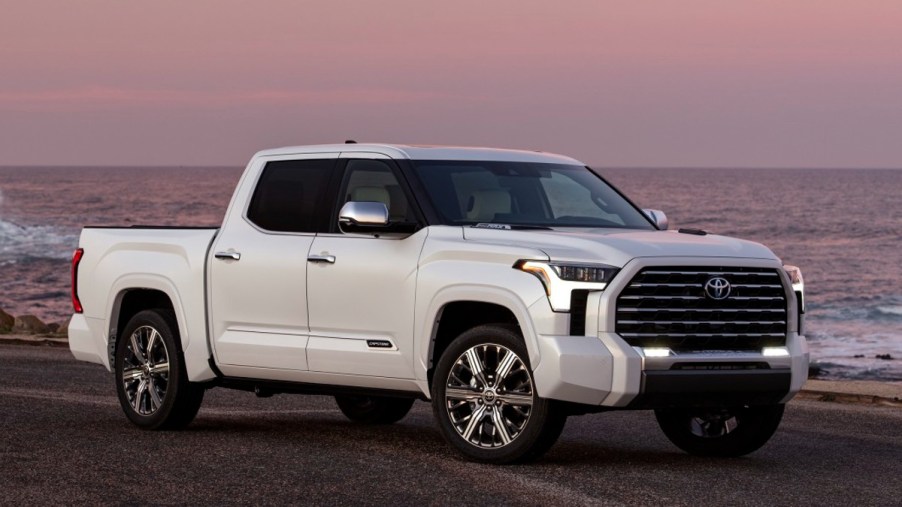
(69, 226, 220, 380)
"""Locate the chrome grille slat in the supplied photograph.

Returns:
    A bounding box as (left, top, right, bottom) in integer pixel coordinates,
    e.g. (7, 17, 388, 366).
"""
(629, 283, 700, 288)
(620, 333, 786, 338)
(615, 266, 788, 351)
(629, 283, 782, 289)
(619, 295, 783, 301)
(618, 308, 785, 313)
(617, 320, 787, 326)
(620, 295, 706, 300)
(639, 270, 780, 277)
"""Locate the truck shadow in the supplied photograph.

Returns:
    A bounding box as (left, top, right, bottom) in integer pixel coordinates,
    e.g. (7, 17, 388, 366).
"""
(174, 408, 792, 469)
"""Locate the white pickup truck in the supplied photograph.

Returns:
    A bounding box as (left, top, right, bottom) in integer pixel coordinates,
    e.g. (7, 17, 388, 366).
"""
(69, 143, 808, 463)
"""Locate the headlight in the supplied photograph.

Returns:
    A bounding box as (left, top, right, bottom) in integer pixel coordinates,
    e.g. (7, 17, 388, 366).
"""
(514, 260, 619, 312)
(784, 264, 805, 313)
(552, 264, 616, 283)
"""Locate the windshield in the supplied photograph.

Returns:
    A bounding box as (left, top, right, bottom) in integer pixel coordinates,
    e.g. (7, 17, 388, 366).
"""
(411, 161, 655, 230)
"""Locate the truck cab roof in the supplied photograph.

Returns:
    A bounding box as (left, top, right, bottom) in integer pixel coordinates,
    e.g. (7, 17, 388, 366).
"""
(253, 143, 585, 165)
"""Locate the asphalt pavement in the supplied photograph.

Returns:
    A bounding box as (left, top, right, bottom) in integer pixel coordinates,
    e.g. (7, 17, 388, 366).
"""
(1, 344, 900, 506)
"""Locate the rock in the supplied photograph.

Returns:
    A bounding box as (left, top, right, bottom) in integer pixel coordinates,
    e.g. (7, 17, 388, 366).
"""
(55, 317, 71, 336)
(47, 323, 60, 333)
(13, 315, 51, 335)
(808, 364, 825, 379)
(876, 354, 894, 361)
(0, 308, 14, 333)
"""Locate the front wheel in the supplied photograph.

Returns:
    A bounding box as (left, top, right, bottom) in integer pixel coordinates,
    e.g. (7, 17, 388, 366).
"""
(655, 404, 785, 457)
(114, 309, 204, 430)
(432, 325, 566, 464)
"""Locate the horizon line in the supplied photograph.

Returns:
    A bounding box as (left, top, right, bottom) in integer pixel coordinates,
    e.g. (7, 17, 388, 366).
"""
(1, 164, 901, 171)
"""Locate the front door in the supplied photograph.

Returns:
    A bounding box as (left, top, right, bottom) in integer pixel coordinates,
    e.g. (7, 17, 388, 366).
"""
(306, 157, 426, 379)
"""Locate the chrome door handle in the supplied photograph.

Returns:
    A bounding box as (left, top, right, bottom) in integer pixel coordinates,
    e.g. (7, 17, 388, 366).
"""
(214, 251, 241, 261)
(307, 254, 336, 264)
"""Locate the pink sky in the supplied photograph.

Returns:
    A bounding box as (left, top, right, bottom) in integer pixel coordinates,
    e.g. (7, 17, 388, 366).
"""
(1, 0, 901, 167)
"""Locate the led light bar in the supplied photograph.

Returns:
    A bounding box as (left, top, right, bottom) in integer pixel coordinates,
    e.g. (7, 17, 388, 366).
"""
(642, 347, 673, 358)
(762, 347, 790, 357)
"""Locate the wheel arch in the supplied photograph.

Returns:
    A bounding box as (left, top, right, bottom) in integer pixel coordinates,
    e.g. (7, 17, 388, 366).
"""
(420, 286, 545, 392)
(106, 277, 188, 366)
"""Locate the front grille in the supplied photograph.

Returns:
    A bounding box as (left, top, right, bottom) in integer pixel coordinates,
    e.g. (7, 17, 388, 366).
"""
(615, 267, 787, 351)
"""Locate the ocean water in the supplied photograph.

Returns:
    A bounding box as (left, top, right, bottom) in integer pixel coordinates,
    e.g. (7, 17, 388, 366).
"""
(0, 166, 899, 380)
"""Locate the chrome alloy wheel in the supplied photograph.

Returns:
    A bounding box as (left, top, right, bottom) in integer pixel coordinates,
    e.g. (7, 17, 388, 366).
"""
(121, 325, 170, 416)
(444, 343, 534, 448)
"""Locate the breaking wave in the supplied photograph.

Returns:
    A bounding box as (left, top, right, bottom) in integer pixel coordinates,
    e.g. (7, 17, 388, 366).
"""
(0, 218, 78, 262)
(876, 305, 902, 317)
(809, 298, 902, 324)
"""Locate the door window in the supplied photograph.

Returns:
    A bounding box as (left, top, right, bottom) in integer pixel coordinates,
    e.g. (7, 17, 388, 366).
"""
(246, 159, 333, 233)
(338, 160, 415, 223)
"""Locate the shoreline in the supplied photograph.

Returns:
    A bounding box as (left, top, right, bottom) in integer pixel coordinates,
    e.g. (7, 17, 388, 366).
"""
(3, 334, 898, 408)
(798, 380, 902, 408)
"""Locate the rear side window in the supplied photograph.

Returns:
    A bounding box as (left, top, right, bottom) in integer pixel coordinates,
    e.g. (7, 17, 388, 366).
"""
(246, 159, 333, 233)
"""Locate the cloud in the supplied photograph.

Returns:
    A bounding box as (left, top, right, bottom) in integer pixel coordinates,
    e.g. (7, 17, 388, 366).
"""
(0, 86, 464, 112)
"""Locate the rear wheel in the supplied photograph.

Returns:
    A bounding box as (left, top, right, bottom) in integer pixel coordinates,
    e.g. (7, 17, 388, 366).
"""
(114, 309, 204, 430)
(432, 325, 566, 464)
(334, 395, 415, 424)
(655, 404, 785, 457)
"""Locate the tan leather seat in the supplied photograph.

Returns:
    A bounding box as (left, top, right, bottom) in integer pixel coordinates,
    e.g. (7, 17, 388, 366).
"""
(351, 186, 391, 208)
(466, 189, 511, 221)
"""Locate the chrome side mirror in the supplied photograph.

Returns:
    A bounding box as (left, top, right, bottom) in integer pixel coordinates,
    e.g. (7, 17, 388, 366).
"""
(338, 201, 389, 229)
(643, 209, 669, 230)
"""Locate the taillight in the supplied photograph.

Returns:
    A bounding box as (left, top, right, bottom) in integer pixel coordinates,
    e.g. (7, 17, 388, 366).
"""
(71, 248, 84, 313)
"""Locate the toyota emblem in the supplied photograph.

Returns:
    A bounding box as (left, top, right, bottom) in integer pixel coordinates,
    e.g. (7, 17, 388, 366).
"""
(704, 277, 732, 300)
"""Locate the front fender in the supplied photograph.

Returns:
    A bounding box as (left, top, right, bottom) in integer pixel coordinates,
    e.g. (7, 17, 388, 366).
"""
(414, 261, 548, 391)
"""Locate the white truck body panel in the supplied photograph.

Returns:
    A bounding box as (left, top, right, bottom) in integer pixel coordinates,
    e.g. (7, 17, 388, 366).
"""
(255, 144, 584, 165)
(306, 229, 427, 378)
(209, 209, 315, 373)
(68, 227, 218, 381)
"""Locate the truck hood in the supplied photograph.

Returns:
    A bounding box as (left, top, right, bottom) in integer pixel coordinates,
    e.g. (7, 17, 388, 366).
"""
(462, 227, 779, 267)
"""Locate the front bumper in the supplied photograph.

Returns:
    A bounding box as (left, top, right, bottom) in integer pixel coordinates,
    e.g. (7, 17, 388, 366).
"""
(533, 329, 808, 408)
(530, 257, 809, 408)
(634, 369, 792, 408)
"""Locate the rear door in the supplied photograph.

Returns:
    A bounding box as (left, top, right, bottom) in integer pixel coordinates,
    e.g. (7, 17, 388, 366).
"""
(209, 155, 336, 375)
(306, 155, 427, 379)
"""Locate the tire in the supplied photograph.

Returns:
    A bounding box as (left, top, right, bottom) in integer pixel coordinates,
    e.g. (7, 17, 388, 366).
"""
(431, 324, 567, 464)
(655, 404, 785, 457)
(114, 309, 204, 430)
(335, 395, 415, 424)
